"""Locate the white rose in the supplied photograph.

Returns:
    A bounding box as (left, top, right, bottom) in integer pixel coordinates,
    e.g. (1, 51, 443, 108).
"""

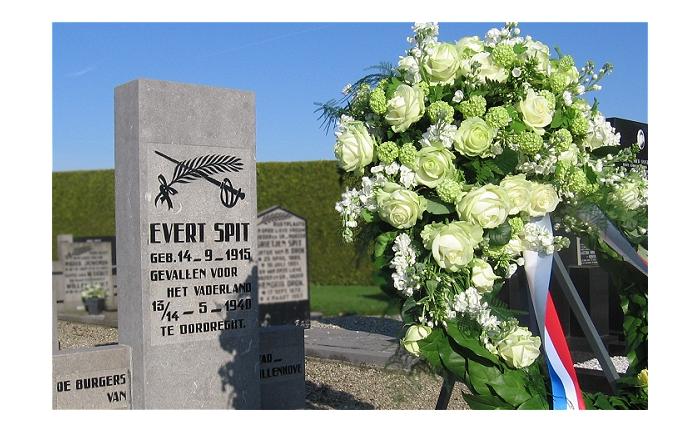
(334, 121, 375, 173)
(385, 84, 426, 133)
(496, 327, 541, 369)
(422, 222, 483, 272)
(456, 184, 511, 229)
(557, 144, 579, 165)
(523, 40, 551, 75)
(499, 174, 532, 215)
(401, 324, 432, 356)
(422, 43, 461, 84)
(528, 183, 560, 217)
(561, 65, 579, 86)
(614, 182, 642, 210)
(456, 36, 484, 55)
(518, 89, 554, 135)
(453, 117, 496, 158)
(471, 258, 499, 293)
(465, 51, 508, 83)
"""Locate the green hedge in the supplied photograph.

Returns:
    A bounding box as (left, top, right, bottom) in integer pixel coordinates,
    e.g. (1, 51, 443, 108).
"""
(52, 161, 374, 285)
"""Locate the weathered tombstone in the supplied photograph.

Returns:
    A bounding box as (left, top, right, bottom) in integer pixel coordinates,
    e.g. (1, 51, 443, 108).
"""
(53, 345, 132, 409)
(115, 79, 259, 409)
(257, 206, 308, 409)
(59, 240, 115, 311)
(75, 236, 118, 306)
(257, 206, 310, 327)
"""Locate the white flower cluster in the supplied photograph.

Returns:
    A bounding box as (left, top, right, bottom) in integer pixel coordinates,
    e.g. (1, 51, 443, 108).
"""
(521, 222, 568, 255)
(335, 175, 384, 242)
(586, 113, 621, 149)
(516, 146, 559, 176)
(408, 22, 439, 54)
(420, 121, 458, 148)
(371, 162, 417, 189)
(451, 288, 501, 333)
(484, 22, 522, 47)
(390, 233, 422, 297)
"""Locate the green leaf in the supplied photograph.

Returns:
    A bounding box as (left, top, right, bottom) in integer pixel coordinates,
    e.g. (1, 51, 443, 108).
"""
(468, 358, 502, 396)
(550, 110, 565, 128)
(373, 231, 398, 258)
(517, 395, 548, 410)
(360, 208, 376, 223)
(416, 327, 446, 370)
(445, 322, 499, 363)
(505, 105, 519, 120)
(400, 297, 417, 322)
(486, 222, 512, 247)
(510, 120, 527, 133)
(462, 392, 513, 410)
(425, 198, 454, 215)
(513, 43, 527, 55)
(438, 339, 467, 380)
(492, 148, 519, 174)
(487, 369, 531, 406)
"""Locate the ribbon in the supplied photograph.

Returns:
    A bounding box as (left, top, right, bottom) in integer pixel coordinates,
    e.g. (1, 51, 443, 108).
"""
(155, 174, 178, 210)
(523, 214, 585, 410)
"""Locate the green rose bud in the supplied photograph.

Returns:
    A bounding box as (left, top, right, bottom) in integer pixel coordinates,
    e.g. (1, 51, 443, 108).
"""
(508, 216, 524, 235)
(401, 324, 432, 356)
(454, 117, 496, 157)
(471, 258, 499, 293)
(376, 182, 427, 229)
(484, 106, 511, 129)
(499, 174, 532, 215)
(496, 326, 541, 369)
(515, 131, 544, 155)
(414, 147, 457, 188)
(422, 42, 461, 85)
(457, 95, 487, 118)
(426, 101, 455, 124)
(385, 84, 426, 133)
(528, 182, 560, 217)
(398, 142, 419, 168)
(422, 221, 483, 272)
(637, 369, 648, 388)
(334, 121, 375, 173)
(518, 89, 553, 135)
(369, 87, 388, 115)
(456, 184, 511, 229)
(436, 178, 463, 204)
(377, 141, 399, 164)
(491, 43, 517, 68)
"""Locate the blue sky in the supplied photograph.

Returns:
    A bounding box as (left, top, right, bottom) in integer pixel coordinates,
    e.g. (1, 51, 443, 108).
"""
(52, 22, 647, 171)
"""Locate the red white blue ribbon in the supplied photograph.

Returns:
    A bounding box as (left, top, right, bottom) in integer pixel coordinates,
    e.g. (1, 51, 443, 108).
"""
(523, 214, 585, 410)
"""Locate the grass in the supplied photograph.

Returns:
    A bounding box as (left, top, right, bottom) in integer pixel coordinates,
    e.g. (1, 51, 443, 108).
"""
(310, 285, 401, 317)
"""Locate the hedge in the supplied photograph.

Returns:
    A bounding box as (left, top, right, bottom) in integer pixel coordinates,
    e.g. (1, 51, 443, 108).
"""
(52, 161, 374, 285)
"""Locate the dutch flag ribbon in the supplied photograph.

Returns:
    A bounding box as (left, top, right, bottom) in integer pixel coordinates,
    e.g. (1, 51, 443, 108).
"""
(523, 214, 586, 410)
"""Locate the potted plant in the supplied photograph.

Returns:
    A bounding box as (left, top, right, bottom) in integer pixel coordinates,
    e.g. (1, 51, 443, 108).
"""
(81, 284, 107, 315)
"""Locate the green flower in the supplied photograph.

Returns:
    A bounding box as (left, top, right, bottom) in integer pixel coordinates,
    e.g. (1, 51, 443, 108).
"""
(558, 55, 575, 70)
(457, 95, 487, 118)
(377, 141, 399, 164)
(515, 131, 544, 155)
(548, 73, 568, 94)
(426, 101, 455, 124)
(550, 128, 573, 151)
(398, 143, 419, 168)
(436, 178, 463, 203)
(539, 90, 556, 111)
(484, 106, 511, 129)
(350, 83, 371, 117)
(570, 113, 589, 137)
(417, 81, 430, 96)
(401, 324, 432, 356)
(369, 87, 388, 115)
(554, 160, 572, 183)
(567, 167, 589, 194)
(508, 216, 524, 235)
(491, 43, 517, 68)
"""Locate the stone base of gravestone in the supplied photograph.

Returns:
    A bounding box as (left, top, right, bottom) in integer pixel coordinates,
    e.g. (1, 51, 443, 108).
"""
(259, 326, 305, 409)
(53, 345, 132, 409)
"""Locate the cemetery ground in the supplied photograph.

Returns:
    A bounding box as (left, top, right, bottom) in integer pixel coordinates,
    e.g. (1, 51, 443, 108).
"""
(57, 315, 471, 410)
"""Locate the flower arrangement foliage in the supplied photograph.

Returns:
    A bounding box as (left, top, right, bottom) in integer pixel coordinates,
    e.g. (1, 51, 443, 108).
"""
(81, 283, 107, 300)
(318, 22, 647, 409)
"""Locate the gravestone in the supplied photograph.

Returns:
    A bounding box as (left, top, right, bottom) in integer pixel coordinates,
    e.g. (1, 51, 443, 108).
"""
(257, 206, 310, 327)
(75, 236, 118, 305)
(59, 240, 115, 311)
(53, 345, 132, 409)
(115, 79, 259, 409)
(259, 326, 305, 409)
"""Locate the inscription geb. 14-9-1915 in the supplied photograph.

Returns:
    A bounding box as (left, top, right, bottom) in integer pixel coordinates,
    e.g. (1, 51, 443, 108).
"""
(146, 143, 256, 346)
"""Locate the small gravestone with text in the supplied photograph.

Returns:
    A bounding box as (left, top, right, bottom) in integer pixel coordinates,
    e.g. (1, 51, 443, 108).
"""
(59, 240, 115, 311)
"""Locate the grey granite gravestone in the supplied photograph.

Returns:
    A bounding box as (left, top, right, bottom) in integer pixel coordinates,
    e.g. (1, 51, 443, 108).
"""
(53, 345, 132, 409)
(75, 236, 118, 307)
(60, 241, 115, 311)
(115, 79, 259, 409)
(259, 326, 305, 409)
(257, 206, 310, 327)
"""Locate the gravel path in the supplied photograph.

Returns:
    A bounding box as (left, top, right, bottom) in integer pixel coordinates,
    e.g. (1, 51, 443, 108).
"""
(57, 320, 470, 410)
